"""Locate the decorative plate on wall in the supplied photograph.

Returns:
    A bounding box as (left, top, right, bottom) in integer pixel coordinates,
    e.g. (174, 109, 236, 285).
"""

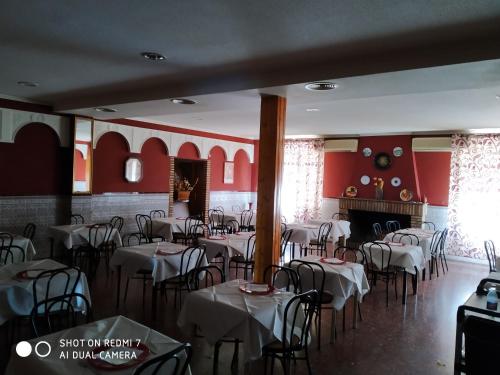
(345, 186, 358, 197)
(360, 175, 370, 185)
(362, 147, 372, 157)
(393, 147, 403, 157)
(374, 152, 392, 170)
(391, 177, 401, 187)
(400, 188, 413, 202)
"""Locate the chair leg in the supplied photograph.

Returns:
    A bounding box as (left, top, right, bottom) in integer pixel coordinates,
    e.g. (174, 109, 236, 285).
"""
(342, 306, 346, 331)
(213, 341, 222, 375)
(231, 340, 239, 374)
(123, 278, 130, 303)
(330, 309, 336, 344)
(386, 279, 389, 307)
(305, 345, 313, 375)
(317, 307, 322, 349)
(443, 253, 449, 271)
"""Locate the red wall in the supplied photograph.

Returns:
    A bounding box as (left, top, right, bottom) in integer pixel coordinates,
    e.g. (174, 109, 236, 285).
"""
(0, 123, 71, 195)
(209, 147, 252, 191)
(93, 133, 170, 193)
(323, 135, 451, 206)
(74, 150, 86, 181)
(251, 140, 259, 192)
(177, 142, 200, 160)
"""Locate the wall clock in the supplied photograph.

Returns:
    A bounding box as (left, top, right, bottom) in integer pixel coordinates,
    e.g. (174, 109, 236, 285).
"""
(374, 152, 392, 170)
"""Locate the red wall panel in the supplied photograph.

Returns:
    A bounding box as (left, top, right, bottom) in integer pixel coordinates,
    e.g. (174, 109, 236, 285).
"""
(323, 152, 356, 197)
(0, 123, 71, 195)
(209, 147, 252, 191)
(93, 132, 170, 193)
(74, 150, 86, 181)
(251, 140, 259, 192)
(414, 152, 451, 206)
(209, 146, 227, 190)
(177, 142, 200, 160)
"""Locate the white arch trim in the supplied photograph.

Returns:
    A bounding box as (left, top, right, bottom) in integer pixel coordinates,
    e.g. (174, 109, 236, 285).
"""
(0, 108, 71, 147)
(93, 120, 254, 162)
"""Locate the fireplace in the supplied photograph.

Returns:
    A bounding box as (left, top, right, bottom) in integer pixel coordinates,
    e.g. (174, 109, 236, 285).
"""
(339, 197, 427, 243)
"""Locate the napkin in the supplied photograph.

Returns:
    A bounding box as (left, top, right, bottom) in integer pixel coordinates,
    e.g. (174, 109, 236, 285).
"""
(321, 258, 344, 264)
(245, 283, 269, 292)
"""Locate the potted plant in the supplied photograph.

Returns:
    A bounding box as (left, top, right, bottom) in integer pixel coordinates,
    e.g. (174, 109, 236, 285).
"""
(175, 177, 199, 202)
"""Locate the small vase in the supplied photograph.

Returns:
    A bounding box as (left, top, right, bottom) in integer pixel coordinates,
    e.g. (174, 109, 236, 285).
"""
(375, 187, 384, 200)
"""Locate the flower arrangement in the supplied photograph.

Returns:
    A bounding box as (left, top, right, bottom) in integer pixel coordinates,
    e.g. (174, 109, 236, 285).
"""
(373, 177, 384, 200)
(175, 177, 199, 192)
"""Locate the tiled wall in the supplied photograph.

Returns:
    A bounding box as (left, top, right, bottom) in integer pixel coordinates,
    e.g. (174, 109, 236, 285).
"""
(209, 191, 257, 211)
(0, 195, 71, 258)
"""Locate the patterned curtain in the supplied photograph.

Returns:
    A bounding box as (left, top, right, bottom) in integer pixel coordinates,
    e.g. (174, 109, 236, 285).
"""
(281, 139, 324, 223)
(447, 134, 500, 258)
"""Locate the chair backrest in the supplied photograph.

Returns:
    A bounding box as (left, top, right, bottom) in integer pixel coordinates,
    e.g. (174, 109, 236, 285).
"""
(150, 209, 166, 218)
(137, 214, 153, 242)
(372, 223, 383, 238)
(280, 229, 293, 260)
(0, 245, 26, 265)
(133, 343, 192, 375)
(334, 246, 365, 264)
(386, 220, 401, 232)
(187, 265, 224, 291)
(225, 219, 240, 234)
(281, 215, 287, 224)
(289, 259, 326, 297)
(70, 214, 85, 224)
(240, 209, 253, 228)
(179, 246, 206, 279)
(264, 264, 299, 293)
(422, 221, 436, 230)
(390, 233, 420, 246)
(88, 223, 113, 249)
(439, 228, 449, 254)
(110, 216, 124, 233)
(485, 240, 497, 272)
(33, 267, 82, 311)
(364, 241, 393, 273)
(191, 223, 212, 239)
(0, 233, 14, 264)
(215, 206, 224, 212)
(211, 209, 224, 227)
(316, 222, 333, 248)
(23, 223, 36, 241)
(245, 234, 257, 260)
(463, 315, 500, 374)
(279, 290, 318, 352)
(232, 205, 242, 212)
(332, 213, 349, 221)
(429, 230, 443, 256)
(280, 222, 287, 234)
(31, 292, 92, 337)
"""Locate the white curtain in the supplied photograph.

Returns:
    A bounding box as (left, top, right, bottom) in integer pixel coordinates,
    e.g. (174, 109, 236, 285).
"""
(447, 134, 500, 258)
(281, 139, 324, 223)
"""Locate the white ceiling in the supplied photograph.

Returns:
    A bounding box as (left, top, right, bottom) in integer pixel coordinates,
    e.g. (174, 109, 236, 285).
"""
(2, 1, 500, 137)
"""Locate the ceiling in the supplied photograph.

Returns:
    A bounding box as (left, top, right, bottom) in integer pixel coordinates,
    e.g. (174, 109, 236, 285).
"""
(2, 1, 500, 137)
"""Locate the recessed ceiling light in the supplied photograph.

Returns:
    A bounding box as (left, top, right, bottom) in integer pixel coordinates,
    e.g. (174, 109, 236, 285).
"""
(305, 82, 338, 91)
(306, 108, 320, 112)
(95, 107, 117, 113)
(141, 52, 166, 61)
(17, 81, 39, 87)
(171, 98, 197, 105)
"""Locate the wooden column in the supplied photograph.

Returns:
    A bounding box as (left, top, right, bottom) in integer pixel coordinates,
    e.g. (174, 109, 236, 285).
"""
(254, 95, 286, 283)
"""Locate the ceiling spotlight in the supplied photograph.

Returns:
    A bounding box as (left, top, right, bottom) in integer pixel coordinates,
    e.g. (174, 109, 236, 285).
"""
(306, 108, 320, 112)
(305, 82, 338, 91)
(95, 107, 117, 113)
(141, 52, 166, 61)
(171, 98, 197, 105)
(17, 81, 39, 87)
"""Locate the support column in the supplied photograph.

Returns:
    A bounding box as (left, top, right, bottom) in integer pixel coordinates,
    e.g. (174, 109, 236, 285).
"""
(253, 95, 286, 283)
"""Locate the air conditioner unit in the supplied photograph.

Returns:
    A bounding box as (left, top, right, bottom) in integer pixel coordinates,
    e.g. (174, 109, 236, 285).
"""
(412, 137, 451, 152)
(324, 139, 358, 152)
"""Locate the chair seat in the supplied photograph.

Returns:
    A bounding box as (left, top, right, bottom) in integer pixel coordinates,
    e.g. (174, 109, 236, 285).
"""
(309, 239, 321, 246)
(320, 291, 334, 304)
(263, 335, 302, 353)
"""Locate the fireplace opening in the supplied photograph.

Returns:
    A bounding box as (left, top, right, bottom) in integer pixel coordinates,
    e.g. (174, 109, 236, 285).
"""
(348, 209, 411, 242)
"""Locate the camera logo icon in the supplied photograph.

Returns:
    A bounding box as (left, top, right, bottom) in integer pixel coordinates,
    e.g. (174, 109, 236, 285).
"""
(16, 341, 51, 358)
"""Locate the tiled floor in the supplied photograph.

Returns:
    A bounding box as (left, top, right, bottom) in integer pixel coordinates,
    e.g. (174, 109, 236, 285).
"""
(0, 251, 489, 375)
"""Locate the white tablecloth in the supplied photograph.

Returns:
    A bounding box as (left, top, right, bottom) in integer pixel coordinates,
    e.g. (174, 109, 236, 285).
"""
(286, 255, 370, 310)
(217, 211, 257, 226)
(0, 259, 91, 325)
(6, 315, 191, 375)
(384, 228, 435, 261)
(286, 223, 320, 245)
(49, 224, 123, 249)
(307, 219, 351, 244)
(198, 232, 255, 260)
(361, 242, 425, 274)
(178, 279, 301, 362)
(150, 217, 192, 242)
(110, 242, 207, 284)
(0, 232, 36, 263)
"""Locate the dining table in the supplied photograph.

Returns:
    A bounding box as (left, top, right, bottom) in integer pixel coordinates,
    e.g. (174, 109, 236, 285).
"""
(307, 218, 351, 245)
(5, 315, 192, 375)
(110, 242, 208, 309)
(383, 227, 435, 260)
(0, 258, 91, 325)
(149, 216, 201, 242)
(210, 211, 257, 227)
(361, 241, 425, 304)
(0, 232, 36, 263)
(177, 279, 303, 365)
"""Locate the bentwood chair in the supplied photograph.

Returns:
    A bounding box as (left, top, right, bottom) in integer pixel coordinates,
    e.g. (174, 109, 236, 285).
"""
(386, 220, 401, 232)
(429, 230, 443, 279)
(110, 216, 124, 233)
(372, 223, 384, 240)
(70, 214, 85, 225)
(138, 214, 166, 244)
(134, 343, 192, 375)
(150, 209, 167, 218)
(31, 293, 92, 337)
(174, 216, 199, 245)
(23, 223, 36, 241)
(224, 219, 240, 234)
(262, 290, 318, 375)
(209, 209, 226, 235)
(280, 229, 293, 265)
(422, 221, 436, 230)
(0, 232, 14, 264)
(264, 264, 299, 293)
(228, 233, 256, 280)
(363, 241, 398, 307)
(303, 222, 332, 257)
(74, 223, 113, 279)
(485, 240, 497, 272)
(438, 228, 449, 273)
(239, 209, 254, 232)
(390, 233, 420, 246)
(231, 205, 242, 212)
(290, 259, 333, 348)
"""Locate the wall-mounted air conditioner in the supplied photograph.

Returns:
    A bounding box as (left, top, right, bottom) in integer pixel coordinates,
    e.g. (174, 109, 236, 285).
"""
(412, 137, 451, 152)
(324, 139, 358, 152)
